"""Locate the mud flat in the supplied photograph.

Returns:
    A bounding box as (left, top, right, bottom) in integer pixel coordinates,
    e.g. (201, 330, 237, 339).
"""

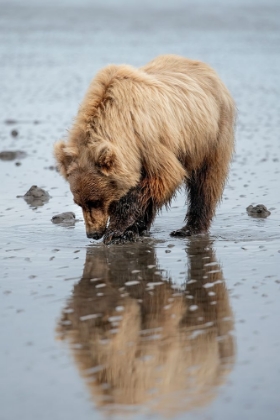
(0, 1, 280, 420)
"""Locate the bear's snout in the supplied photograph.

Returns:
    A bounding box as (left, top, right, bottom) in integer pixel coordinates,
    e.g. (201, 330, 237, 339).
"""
(81, 208, 108, 241)
(86, 231, 103, 240)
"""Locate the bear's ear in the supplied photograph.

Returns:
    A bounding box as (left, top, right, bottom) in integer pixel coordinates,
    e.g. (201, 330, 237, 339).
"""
(54, 141, 78, 178)
(95, 143, 118, 176)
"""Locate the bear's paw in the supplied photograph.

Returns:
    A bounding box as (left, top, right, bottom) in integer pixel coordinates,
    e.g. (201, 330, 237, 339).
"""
(103, 230, 138, 245)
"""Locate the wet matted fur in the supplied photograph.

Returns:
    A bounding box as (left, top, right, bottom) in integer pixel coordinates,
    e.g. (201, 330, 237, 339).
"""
(54, 54, 235, 243)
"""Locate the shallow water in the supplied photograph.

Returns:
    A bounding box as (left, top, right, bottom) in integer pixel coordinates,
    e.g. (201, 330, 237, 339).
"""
(0, 0, 280, 419)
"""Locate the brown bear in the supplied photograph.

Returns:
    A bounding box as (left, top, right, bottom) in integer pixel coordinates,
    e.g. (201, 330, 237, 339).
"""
(54, 55, 235, 244)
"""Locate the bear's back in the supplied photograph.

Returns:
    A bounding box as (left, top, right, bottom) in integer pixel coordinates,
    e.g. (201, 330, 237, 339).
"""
(141, 55, 232, 107)
(142, 54, 203, 76)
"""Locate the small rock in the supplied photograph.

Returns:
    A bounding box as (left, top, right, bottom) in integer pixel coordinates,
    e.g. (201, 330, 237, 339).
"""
(11, 129, 19, 137)
(18, 185, 51, 208)
(0, 150, 26, 161)
(44, 165, 58, 171)
(24, 185, 50, 199)
(246, 204, 271, 218)
(51, 212, 76, 226)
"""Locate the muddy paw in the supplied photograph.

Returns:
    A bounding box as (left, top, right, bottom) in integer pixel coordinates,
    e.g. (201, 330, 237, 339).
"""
(170, 228, 192, 237)
(103, 230, 137, 245)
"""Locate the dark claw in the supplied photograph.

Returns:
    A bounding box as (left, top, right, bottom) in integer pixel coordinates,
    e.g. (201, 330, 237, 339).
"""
(103, 231, 121, 245)
(139, 229, 150, 237)
(170, 229, 191, 237)
(123, 230, 137, 242)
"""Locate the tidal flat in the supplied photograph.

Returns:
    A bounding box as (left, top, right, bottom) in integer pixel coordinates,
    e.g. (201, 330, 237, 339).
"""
(0, 1, 280, 419)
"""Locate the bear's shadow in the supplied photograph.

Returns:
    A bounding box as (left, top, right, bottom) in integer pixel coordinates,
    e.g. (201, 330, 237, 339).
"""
(57, 237, 235, 416)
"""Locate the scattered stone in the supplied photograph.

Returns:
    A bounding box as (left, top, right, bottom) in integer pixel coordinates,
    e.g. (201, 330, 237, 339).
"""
(11, 129, 19, 137)
(4, 119, 17, 125)
(51, 212, 76, 226)
(0, 150, 26, 161)
(44, 165, 58, 171)
(17, 185, 51, 207)
(246, 204, 271, 218)
(4, 119, 42, 125)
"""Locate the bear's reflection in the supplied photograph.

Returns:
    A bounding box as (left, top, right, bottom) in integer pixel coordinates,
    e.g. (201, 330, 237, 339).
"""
(57, 238, 235, 415)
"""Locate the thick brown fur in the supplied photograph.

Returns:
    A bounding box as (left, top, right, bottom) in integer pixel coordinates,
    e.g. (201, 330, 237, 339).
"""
(54, 55, 235, 242)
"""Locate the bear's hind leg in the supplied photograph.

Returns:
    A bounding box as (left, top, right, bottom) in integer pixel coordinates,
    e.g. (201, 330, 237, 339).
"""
(171, 105, 235, 238)
(171, 150, 230, 237)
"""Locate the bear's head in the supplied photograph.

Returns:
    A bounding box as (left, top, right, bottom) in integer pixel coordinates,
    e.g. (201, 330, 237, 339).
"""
(54, 139, 140, 239)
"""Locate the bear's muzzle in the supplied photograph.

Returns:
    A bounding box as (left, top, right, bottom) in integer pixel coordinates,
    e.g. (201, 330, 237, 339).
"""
(86, 231, 103, 240)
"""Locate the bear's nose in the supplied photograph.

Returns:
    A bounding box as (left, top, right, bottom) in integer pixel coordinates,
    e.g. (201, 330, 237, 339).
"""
(86, 232, 102, 240)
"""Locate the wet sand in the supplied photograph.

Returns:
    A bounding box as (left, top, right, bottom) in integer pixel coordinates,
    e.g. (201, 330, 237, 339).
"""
(0, 0, 280, 419)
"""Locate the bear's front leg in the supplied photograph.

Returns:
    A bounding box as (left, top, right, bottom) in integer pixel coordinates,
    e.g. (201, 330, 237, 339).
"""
(104, 185, 155, 245)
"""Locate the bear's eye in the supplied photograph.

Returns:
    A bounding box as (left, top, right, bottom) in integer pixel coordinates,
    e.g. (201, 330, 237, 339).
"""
(86, 200, 102, 209)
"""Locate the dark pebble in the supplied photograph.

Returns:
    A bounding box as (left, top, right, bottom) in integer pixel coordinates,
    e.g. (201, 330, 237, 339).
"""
(11, 129, 19, 137)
